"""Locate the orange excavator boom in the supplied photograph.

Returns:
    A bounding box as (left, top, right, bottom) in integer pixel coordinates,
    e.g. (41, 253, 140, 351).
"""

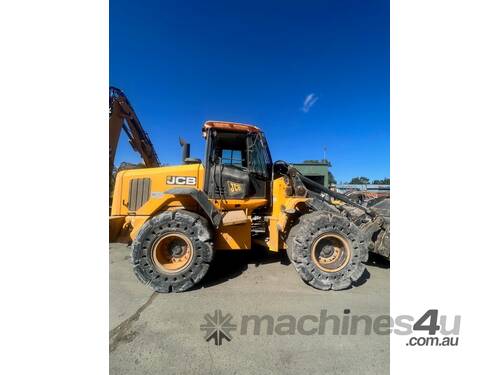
(109, 86, 160, 176)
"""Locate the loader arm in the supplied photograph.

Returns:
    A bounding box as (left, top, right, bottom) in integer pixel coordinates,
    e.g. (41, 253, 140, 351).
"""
(109, 86, 161, 177)
(275, 161, 390, 259)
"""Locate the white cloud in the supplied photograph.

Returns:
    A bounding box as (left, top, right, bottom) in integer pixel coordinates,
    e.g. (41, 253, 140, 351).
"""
(301, 93, 318, 113)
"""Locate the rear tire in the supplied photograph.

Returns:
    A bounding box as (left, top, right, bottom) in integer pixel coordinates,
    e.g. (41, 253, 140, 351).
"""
(131, 210, 213, 293)
(286, 211, 368, 290)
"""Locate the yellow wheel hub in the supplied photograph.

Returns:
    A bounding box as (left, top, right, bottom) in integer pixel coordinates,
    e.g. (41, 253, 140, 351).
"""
(311, 233, 351, 273)
(152, 233, 193, 274)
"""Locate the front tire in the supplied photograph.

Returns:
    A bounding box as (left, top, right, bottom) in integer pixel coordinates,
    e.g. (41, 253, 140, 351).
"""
(286, 211, 368, 290)
(131, 210, 213, 293)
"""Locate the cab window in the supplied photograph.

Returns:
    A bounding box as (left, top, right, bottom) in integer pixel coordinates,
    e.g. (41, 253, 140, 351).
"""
(249, 135, 269, 177)
(221, 149, 243, 167)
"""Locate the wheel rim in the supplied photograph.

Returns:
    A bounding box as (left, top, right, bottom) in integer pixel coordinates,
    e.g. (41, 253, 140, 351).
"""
(311, 233, 352, 273)
(152, 233, 193, 274)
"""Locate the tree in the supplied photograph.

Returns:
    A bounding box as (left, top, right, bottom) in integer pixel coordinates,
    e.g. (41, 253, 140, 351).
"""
(328, 171, 337, 185)
(117, 161, 146, 171)
(349, 176, 370, 184)
(372, 177, 390, 185)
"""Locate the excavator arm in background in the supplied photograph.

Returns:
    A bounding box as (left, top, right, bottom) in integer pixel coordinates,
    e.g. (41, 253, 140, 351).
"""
(109, 86, 161, 177)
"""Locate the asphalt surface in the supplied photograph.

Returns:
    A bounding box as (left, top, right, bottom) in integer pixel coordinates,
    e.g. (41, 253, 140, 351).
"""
(110, 243, 390, 375)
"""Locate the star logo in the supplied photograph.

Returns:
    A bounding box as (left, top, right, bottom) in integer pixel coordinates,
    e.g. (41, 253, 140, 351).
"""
(200, 310, 237, 346)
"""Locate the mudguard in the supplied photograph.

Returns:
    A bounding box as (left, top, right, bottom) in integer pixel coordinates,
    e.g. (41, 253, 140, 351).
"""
(165, 188, 222, 228)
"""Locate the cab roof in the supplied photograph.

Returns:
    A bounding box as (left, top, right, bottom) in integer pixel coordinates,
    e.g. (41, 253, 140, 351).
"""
(203, 121, 262, 134)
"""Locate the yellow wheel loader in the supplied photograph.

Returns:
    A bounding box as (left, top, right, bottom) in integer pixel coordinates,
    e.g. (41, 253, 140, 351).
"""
(109, 88, 389, 292)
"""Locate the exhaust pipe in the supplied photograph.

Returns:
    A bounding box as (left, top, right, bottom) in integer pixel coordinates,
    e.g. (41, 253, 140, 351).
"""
(179, 137, 190, 163)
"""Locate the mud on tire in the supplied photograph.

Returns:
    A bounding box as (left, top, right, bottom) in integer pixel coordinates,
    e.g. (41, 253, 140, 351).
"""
(286, 211, 368, 291)
(131, 210, 213, 293)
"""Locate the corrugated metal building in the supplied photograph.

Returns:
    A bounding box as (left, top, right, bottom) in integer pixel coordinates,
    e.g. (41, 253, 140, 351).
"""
(291, 162, 330, 188)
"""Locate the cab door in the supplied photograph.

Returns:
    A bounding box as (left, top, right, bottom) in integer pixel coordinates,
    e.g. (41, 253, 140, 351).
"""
(203, 129, 265, 250)
(246, 132, 272, 200)
(204, 130, 269, 211)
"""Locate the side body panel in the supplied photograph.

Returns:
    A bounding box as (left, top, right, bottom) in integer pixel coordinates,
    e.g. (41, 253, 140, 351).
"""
(266, 177, 310, 251)
(110, 164, 205, 241)
(111, 164, 267, 249)
(110, 167, 311, 251)
(111, 164, 205, 217)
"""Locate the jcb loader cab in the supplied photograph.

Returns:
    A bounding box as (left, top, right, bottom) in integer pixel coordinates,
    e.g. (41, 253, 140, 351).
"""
(109, 89, 389, 293)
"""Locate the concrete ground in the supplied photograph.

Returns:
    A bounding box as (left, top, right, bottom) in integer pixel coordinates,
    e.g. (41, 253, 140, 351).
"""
(110, 243, 389, 375)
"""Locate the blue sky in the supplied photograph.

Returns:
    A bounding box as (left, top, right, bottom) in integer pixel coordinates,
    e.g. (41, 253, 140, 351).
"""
(110, 0, 389, 183)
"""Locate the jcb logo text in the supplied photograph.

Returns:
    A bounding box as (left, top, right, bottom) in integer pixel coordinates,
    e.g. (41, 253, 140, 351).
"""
(166, 176, 197, 185)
